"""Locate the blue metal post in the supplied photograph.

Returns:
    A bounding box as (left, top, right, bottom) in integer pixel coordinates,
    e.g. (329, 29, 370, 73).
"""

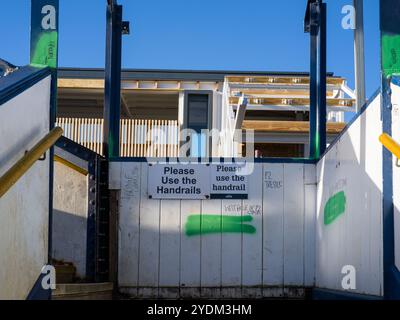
(380, 0, 400, 300)
(305, 0, 327, 159)
(103, 1, 123, 158)
(309, 2, 318, 159)
(30, 0, 59, 268)
(317, 3, 327, 157)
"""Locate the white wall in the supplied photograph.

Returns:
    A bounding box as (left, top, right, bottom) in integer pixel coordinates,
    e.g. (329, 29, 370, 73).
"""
(110, 161, 316, 299)
(316, 93, 383, 296)
(391, 81, 400, 271)
(53, 161, 88, 278)
(0, 76, 51, 299)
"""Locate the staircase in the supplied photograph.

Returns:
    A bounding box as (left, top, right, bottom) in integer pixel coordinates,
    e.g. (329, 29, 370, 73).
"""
(52, 262, 113, 300)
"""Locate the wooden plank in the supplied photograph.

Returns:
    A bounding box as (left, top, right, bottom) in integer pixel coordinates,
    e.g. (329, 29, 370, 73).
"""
(283, 164, 304, 289)
(158, 200, 181, 298)
(118, 162, 141, 297)
(221, 199, 243, 298)
(230, 89, 335, 97)
(200, 199, 222, 298)
(262, 163, 284, 297)
(180, 200, 202, 298)
(230, 97, 354, 108)
(241, 164, 263, 298)
(138, 162, 160, 298)
(242, 120, 345, 134)
(58, 78, 105, 89)
(225, 75, 345, 86)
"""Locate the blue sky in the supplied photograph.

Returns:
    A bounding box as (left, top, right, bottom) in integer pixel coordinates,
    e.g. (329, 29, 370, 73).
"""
(2, 0, 381, 107)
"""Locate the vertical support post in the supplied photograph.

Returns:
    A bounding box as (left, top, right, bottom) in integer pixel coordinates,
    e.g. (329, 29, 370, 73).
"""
(309, 2, 318, 159)
(317, 3, 327, 157)
(353, 0, 366, 112)
(103, 3, 123, 159)
(30, 0, 59, 266)
(305, 0, 327, 159)
(380, 0, 400, 300)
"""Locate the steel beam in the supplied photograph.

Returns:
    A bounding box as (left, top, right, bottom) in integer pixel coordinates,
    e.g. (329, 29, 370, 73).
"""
(103, 2, 123, 158)
(305, 0, 327, 159)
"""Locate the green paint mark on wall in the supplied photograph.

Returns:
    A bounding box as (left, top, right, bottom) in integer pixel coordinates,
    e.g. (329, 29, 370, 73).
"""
(382, 34, 400, 77)
(31, 32, 58, 68)
(324, 191, 346, 225)
(185, 215, 256, 236)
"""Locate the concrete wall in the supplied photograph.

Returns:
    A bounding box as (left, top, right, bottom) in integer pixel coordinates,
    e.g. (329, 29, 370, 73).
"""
(52, 161, 88, 278)
(0, 76, 51, 299)
(110, 161, 316, 298)
(316, 93, 383, 296)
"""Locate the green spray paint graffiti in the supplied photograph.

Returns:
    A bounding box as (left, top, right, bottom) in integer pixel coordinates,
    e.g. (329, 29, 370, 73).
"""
(324, 191, 346, 225)
(30, 0, 59, 68)
(185, 215, 256, 237)
(31, 32, 58, 68)
(382, 35, 400, 77)
(380, 0, 400, 77)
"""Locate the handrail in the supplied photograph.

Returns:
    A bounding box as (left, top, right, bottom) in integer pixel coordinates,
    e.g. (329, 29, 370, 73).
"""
(0, 127, 63, 198)
(379, 133, 400, 159)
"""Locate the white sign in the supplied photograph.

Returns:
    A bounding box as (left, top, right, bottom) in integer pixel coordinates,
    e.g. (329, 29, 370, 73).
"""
(148, 163, 248, 200)
(148, 164, 210, 199)
(210, 164, 248, 199)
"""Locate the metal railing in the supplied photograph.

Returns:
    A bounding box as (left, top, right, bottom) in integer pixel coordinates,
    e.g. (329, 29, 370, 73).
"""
(380, 133, 400, 160)
(0, 127, 63, 198)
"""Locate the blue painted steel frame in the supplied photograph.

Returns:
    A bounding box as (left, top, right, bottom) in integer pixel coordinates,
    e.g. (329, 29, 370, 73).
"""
(380, 0, 400, 299)
(317, 3, 327, 156)
(103, 1, 123, 159)
(381, 76, 400, 299)
(109, 157, 317, 164)
(0, 66, 51, 105)
(305, 0, 327, 159)
(56, 136, 102, 281)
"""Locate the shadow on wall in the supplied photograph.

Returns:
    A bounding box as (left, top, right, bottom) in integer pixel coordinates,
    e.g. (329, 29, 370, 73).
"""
(0, 126, 41, 172)
(52, 209, 88, 280)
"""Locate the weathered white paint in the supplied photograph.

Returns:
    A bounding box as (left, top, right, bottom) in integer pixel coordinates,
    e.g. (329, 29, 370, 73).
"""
(262, 164, 284, 297)
(391, 81, 400, 271)
(111, 162, 315, 298)
(0, 76, 51, 299)
(200, 200, 222, 298)
(316, 92, 383, 296)
(52, 162, 88, 278)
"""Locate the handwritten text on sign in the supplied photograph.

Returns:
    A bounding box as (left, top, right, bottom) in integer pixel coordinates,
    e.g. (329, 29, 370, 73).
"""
(148, 164, 248, 200)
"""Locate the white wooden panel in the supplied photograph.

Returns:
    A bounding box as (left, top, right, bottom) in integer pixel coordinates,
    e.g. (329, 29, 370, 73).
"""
(180, 200, 202, 298)
(200, 200, 222, 298)
(118, 163, 141, 296)
(316, 93, 383, 296)
(138, 163, 160, 298)
(109, 161, 121, 190)
(283, 164, 304, 287)
(159, 199, 181, 298)
(304, 165, 316, 287)
(221, 199, 242, 298)
(392, 82, 400, 271)
(242, 164, 263, 297)
(262, 163, 284, 297)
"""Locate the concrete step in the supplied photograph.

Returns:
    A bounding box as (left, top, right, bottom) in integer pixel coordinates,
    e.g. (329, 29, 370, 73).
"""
(54, 263, 77, 284)
(52, 283, 113, 300)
